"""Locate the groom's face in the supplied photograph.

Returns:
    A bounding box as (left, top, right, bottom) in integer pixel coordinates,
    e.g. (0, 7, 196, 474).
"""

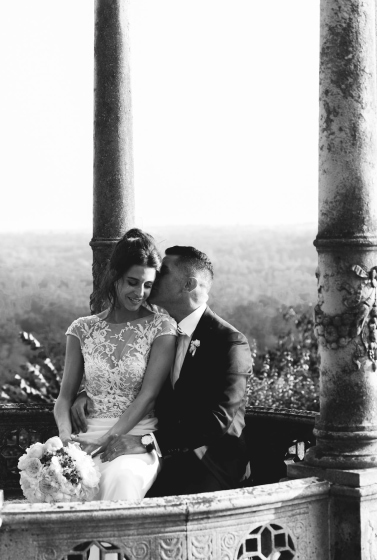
(149, 255, 184, 313)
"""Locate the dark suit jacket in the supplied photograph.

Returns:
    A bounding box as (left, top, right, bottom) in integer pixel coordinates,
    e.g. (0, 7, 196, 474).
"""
(154, 306, 252, 490)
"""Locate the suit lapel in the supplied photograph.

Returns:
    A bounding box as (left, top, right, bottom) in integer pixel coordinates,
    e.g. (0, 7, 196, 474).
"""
(174, 307, 215, 388)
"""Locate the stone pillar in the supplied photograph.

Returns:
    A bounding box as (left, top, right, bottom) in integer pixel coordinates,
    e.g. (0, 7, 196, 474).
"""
(286, 2, 377, 557)
(90, 0, 135, 313)
(301, 0, 377, 471)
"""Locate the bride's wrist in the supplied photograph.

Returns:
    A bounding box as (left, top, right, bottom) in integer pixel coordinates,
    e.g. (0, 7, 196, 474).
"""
(59, 431, 71, 444)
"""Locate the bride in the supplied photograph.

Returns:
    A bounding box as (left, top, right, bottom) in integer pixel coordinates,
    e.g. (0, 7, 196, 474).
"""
(54, 228, 177, 502)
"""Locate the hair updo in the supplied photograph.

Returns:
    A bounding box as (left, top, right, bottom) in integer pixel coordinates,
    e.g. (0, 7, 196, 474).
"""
(100, 228, 161, 312)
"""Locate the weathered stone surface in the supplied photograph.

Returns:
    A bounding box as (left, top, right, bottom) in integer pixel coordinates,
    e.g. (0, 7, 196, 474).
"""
(91, 0, 135, 313)
(326, 468, 377, 560)
(307, 0, 377, 470)
(318, 0, 377, 240)
(325, 467, 377, 488)
(287, 461, 327, 480)
(93, 0, 134, 240)
(0, 478, 330, 560)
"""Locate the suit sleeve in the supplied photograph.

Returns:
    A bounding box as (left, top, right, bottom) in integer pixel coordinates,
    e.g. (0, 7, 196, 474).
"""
(155, 331, 252, 455)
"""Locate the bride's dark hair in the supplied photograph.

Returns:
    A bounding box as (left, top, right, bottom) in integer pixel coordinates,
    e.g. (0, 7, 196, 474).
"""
(99, 228, 161, 312)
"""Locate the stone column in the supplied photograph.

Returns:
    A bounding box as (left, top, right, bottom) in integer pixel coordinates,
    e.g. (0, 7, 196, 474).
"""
(90, 0, 135, 313)
(286, 3, 377, 556)
(303, 0, 377, 470)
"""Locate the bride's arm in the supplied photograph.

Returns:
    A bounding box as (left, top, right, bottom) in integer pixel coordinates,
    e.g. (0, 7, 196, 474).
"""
(54, 335, 84, 445)
(75, 334, 176, 448)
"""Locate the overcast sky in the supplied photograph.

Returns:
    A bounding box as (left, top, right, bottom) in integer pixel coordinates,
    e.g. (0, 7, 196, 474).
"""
(0, 0, 319, 233)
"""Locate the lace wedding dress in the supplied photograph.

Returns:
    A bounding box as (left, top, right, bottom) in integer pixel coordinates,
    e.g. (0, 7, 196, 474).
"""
(66, 306, 177, 502)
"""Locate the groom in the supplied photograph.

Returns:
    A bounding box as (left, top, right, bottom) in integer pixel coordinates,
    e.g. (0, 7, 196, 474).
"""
(71, 246, 252, 495)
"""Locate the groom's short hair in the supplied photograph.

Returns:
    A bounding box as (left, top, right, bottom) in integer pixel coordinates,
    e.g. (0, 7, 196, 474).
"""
(165, 246, 214, 287)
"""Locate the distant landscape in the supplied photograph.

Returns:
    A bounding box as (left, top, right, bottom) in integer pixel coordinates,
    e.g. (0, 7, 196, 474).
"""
(0, 225, 320, 409)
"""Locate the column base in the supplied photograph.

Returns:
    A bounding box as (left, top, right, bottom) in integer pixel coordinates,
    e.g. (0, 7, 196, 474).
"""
(304, 443, 377, 470)
(287, 461, 377, 487)
(328, 468, 377, 560)
(288, 464, 377, 559)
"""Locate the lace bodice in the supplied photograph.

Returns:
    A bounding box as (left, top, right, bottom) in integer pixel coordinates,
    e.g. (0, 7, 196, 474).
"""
(66, 308, 177, 419)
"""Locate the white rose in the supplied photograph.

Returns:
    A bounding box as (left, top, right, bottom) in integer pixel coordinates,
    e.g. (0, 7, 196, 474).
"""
(50, 491, 65, 502)
(63, 481, 80, 496)
(23, 489, 41, 503)
(39, 467, 61, 495)
(74, 454, 100, 487)
(82, 465, 101, 488)
(24, 458, 43, 478)
(18, 453, 30, 470)
(39, 477, 58, 496)
(22, 481, 44, 503)
(20, 472, 32, 491)
(43, 436, 63, 453)
(66, 442, 84, 462)
(27, 442, 44, 459)
(21, 472, 39, 488)
(50, 456, 63, 473)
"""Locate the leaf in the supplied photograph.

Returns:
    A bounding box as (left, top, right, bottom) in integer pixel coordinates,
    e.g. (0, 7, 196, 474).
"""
(351, 265, 369, 278)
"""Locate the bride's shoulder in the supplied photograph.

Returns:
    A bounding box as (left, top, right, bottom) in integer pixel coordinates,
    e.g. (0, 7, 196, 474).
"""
(145, 302, 168, 316)
(66, 313, 102, 333)
(144, 303, 178, 331)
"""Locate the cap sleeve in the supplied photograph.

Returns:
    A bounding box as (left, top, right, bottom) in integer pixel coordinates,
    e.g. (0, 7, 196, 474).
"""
(65, 318, 84, 343)
(155, 314, 178, 338)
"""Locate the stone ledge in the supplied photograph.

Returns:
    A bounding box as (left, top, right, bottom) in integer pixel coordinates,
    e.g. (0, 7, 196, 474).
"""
(1, 478, 330, 522)
(0, 478, 330, 560)
(325, 468, 377, 488)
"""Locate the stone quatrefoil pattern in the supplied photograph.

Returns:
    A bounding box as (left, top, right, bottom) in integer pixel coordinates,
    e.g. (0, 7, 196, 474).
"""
(236, 523, 296, 560)
(55, 524, 296, 560)
(58, 538, 187, 560)
(60, 540, 125, 560)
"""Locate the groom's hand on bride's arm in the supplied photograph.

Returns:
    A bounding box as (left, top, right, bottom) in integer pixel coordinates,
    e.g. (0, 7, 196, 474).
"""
(70, 391, 94, 434)
(96, 434, 146, 462)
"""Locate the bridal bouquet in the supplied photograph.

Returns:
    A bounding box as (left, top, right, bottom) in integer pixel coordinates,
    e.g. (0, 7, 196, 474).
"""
(18, 436, 100, 503)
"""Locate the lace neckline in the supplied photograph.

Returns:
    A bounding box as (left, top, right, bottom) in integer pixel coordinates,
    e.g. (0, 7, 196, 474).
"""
(97, 309, 156, 326)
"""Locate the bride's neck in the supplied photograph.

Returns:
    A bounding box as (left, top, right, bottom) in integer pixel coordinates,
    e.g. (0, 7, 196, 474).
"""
(107, 306, 143, 324)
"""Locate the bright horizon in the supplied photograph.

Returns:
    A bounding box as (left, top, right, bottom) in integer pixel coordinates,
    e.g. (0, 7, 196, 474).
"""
(1, 0, 320, 233)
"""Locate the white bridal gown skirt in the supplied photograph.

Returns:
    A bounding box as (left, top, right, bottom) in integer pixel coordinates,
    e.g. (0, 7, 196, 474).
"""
(82, 417, 160, 503)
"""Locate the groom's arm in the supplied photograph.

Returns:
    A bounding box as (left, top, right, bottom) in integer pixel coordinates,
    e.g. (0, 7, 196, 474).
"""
(70, 391, 94, 433)
(155, 330, 252, 455)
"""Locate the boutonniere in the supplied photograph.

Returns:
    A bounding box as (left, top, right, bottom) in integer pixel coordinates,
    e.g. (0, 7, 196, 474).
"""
(189, 339, 200, 356)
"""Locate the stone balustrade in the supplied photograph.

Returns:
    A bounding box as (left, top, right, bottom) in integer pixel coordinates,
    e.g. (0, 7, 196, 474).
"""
(0, 477, 329, 560)
(0, 404, 323, 559)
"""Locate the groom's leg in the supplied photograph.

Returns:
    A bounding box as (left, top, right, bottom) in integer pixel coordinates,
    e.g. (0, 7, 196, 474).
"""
(146, 452, 224, 497)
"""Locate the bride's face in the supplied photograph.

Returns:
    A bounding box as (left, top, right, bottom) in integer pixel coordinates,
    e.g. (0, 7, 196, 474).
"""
(116, 265, 156, 311)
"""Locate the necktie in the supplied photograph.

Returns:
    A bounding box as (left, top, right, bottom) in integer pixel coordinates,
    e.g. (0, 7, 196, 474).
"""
(171, 327, 190, 387)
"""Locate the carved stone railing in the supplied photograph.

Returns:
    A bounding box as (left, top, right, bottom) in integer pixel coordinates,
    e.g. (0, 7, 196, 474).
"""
(0, 404, 328, 560)
(0, 404, 316, 499)
(0, 477, 330, 560)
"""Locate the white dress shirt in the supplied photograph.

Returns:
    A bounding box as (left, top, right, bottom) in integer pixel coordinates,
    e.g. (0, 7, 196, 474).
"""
(170, 303, 207, 387)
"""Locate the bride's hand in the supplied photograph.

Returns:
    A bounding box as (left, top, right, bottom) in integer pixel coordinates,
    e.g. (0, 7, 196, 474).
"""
(97, 434, 146, 462)
(71, 434, 109, 455)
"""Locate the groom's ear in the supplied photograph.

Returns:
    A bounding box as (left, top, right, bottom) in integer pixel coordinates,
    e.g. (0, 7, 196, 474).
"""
(183, 276, 198, 293)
